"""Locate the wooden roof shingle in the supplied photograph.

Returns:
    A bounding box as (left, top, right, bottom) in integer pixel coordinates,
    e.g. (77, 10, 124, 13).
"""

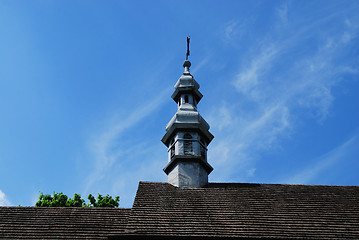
(121, 181, 359, 239)
(0, 207, 131, 239)
(1, 182, 358, 239)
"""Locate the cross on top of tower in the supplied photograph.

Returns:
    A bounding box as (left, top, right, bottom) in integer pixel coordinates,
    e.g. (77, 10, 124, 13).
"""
(184, 36, 191, 73)
(186, 35, 190, 60)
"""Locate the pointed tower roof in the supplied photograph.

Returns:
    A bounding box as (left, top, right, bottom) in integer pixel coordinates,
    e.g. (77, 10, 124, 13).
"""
(161, 60, 213, 146)
(171, 60, 203, 104)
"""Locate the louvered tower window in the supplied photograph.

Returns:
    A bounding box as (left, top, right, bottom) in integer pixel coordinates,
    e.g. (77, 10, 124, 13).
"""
(170, 138, 175, 158)
(183, 133, 192, 155)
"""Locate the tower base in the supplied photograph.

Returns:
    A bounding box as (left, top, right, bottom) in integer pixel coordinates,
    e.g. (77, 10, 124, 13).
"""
(167, 161, 208, 188)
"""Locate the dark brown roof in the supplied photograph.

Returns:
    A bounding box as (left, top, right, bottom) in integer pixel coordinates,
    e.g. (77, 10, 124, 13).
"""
(1, 182, 359, 239)
(121, 182, 359, 239)
(0, 207, 131, 239)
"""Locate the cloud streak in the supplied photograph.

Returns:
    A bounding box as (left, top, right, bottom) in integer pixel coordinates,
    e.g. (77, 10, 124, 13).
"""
(0, 189, 11, 206)
(233, 45, 278, 98)
(83, 87, 170, 205)
(208, 3, 359, 183)
(284, 133, 359, 184)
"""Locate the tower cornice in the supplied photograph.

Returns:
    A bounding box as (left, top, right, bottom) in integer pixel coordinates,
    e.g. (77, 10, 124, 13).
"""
(163, 155, 214, 175)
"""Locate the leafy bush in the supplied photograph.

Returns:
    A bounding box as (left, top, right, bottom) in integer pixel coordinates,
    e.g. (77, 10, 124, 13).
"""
(86, 194, 120, 208)
(35, 192, 119, 208)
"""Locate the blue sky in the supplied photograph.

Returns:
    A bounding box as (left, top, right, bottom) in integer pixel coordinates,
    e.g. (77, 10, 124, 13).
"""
(0, 0, 358, 207)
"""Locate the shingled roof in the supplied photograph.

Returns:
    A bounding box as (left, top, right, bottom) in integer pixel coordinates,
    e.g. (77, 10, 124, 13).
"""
(0, 207, 131, 239)
(119, 181, 359, 239)
(1, 182, 359, 239)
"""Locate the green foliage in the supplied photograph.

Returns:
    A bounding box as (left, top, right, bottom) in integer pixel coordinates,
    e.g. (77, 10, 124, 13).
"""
(86, 194, 120, 208)
(35, 192, 119, 208)
(35, 192, 84, 207)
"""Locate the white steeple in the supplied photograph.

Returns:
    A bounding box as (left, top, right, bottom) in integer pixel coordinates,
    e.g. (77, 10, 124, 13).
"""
(161, 37, 214, 188)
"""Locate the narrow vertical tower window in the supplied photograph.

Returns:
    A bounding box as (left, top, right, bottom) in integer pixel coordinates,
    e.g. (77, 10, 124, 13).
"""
(161, 39, 214, 188)
(183, 133, 193, 155)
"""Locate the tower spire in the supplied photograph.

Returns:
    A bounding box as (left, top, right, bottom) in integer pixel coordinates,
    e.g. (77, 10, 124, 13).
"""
(161, 38, 214, 188)
(186, 35, 190, 60)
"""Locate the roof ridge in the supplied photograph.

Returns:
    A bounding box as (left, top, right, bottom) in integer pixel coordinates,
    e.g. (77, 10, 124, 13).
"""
(207, 182, 359, 187)
(0, 206, 132, 209)
(138, 181, 170, 184)
(138, 181, 359, 188)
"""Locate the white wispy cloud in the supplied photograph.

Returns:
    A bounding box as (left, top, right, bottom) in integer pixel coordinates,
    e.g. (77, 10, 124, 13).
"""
(233, 45, 278, 99)
(208, 104, 234, 131)
(83, 87, 170, 205)
(191, 57, 209, 75)
(222, 19, 250, 48)
(277, 2, 289, 25)
(209, 103, 291, 182)
(0, 189, 11, 206)
(209, 3, 359, 183)
(284, 133, 359, 184)
(224, 20, 239, 41)
(88, 89, 168, 168)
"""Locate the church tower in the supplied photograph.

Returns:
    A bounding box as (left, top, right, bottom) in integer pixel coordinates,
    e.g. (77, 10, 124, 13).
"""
(161, 37, 214, 188)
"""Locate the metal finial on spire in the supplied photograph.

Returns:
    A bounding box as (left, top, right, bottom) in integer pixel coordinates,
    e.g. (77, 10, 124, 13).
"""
(186, 35, 190, 60)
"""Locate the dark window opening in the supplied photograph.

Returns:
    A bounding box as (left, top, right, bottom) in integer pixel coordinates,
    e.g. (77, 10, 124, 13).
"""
(171, 146, 175, 158)
(185, 95, 189, 103)
(183, 133, 192, 155)
(184, 133, 192, 139)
